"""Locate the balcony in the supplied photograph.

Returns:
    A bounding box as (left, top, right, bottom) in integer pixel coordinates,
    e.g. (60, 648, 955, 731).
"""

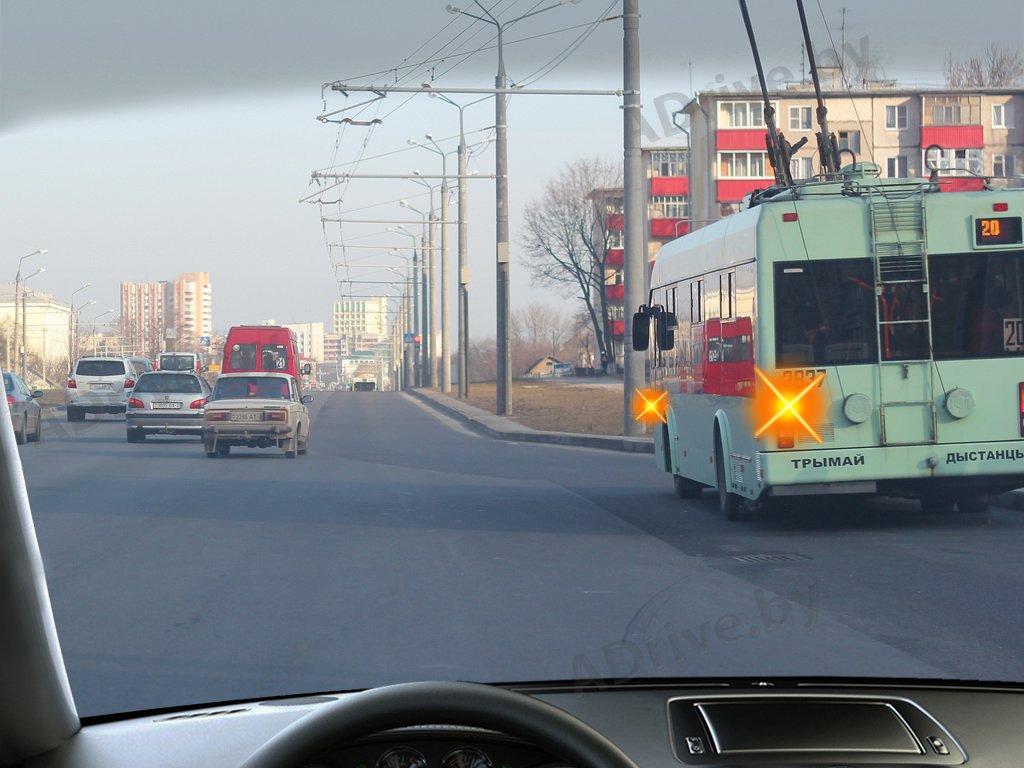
(604, 213, 624, 230)
(921, 125, 983, 149)
(605, 284, 624, 302)
(651, 219, 688, 238)
(605, 248, 624, 266)
(650, 176, 688, 196)
(612, 320, 625, 338)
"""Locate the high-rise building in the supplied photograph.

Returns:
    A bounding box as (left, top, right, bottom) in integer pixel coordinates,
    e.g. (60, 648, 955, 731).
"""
(284, 322, 326, 362)
(332, 297, 389, 338)
(120, 281, 170, 358)
(173, 272, 212, 351)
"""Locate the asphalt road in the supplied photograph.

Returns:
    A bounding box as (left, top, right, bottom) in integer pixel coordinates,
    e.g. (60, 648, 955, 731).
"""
(16, 392, 1024, 717)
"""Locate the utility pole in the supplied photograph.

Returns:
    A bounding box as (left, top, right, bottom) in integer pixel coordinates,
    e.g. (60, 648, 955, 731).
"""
(622, 0, 646, 436)
(493, 17, 512, 415)
(458, 121, 470, 397)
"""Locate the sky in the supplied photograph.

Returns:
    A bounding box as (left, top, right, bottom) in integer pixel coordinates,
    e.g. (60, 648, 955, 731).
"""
(2, 0, 1022, 339)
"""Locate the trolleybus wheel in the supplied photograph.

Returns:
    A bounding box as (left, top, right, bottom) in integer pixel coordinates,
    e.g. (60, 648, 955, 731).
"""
(673, 474, 704, 499)
(714, 438, 742, 520)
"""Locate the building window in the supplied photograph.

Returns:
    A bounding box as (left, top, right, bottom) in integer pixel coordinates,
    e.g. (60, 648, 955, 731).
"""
(604, 196, 624, 214)
(993, 154, 1016, 177)
(993, 103, 1015, 128)
(885, 104, 908, 129)
(925, 94, 981, 126)
(606, 229, 625, 248)
(718, 151, 769, 178)
(837, 131, 861, 154)
(650, 150, 687, 177)
(886, 156, 909, 178)
(718, 101, 769, 129)
(789, 106, 812, 131)
(925, 147, 983, 175)
(649, 195, 689, 218)
(790, 156, 814, 179)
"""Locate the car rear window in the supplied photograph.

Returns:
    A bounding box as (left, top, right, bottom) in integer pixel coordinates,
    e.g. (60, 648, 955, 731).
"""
(159, 355, 195, 371)
(133, 374, 202, 393)
(213, 377, 291, 400)
(75, 360, 126, 377)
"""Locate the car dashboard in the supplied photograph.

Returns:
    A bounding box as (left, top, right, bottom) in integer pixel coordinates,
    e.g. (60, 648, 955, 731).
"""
(25, 681, 1024, 768)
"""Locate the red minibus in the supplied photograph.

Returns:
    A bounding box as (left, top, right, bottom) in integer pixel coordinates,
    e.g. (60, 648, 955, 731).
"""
(222, 326, 309, 379)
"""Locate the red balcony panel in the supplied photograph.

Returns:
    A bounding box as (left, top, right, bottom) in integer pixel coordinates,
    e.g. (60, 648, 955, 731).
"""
(938, 177, 986, 193)
(605, 248, 624, 266)
(651, 218, 688, 238)
(612, 320, 625, 338)
(650, 176, 689, 195)
(605, 213, 624, 230)
(606, 284, 625, 301)
(716, 129, 767, 151)
(921, 125, 984, 149)
(717, 179, 770, 202)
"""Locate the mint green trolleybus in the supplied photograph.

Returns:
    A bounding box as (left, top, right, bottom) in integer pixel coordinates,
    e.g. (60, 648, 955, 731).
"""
(635, 163, 1024, 518)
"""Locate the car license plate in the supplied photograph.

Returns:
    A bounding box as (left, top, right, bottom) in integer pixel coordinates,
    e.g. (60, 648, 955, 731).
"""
(230, 411, 263, 422)
(89, 383, 112, 390)
(151, 402, 182, 409)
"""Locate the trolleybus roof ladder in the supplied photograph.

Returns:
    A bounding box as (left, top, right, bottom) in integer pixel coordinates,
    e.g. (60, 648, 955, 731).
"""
(867, 184, 938, 445)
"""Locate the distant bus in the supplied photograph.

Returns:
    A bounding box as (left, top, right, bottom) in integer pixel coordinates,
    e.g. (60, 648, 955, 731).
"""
(353, 364, 376, 392)
(157, 352, 203, 373)
(222, 326, 309, 381)
(636, 162, 1024, 518)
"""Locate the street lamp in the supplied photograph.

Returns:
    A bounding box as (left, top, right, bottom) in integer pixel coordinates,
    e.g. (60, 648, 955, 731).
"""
(446, 0, 580, 415)
(69, 282, 91, 366)
(387, 226, 421, 386)
(90, 308, 115, 356)
(420, 92, 490, 398)
(20, 266, 46, 379)
(400, 199, 435, 388)
(12, 249, 46, 372)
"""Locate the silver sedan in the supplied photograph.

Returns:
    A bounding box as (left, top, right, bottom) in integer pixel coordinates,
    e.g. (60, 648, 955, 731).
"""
(126, 371, 212, 442)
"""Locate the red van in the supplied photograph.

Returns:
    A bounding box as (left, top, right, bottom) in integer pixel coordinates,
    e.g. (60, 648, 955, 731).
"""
(222, 326, 309, 379)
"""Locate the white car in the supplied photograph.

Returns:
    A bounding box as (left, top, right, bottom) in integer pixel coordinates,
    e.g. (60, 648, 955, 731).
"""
(202, 372, 312, 458)
(65, 356, 139, 421)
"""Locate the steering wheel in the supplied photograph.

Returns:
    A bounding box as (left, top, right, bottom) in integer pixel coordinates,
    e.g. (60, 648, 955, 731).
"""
(240, 681, 640, 768)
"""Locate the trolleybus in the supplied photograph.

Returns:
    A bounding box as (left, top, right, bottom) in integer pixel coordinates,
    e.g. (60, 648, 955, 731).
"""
(635, 162, 1024, 518)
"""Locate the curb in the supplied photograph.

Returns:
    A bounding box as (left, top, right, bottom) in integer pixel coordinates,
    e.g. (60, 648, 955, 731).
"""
(409, 389, 655, 454)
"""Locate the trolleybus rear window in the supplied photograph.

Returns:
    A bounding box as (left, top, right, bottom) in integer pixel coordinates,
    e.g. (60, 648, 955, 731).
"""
(930, 251, 1024, 358)
(774, 259, 877, 367)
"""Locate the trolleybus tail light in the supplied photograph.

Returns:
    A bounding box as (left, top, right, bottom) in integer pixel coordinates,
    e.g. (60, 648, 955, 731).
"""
(1019, 382, 1024, 436)
(994, 202, 1009, 212)
(777, 427, 795, 449)
(782, 212, 799, 222)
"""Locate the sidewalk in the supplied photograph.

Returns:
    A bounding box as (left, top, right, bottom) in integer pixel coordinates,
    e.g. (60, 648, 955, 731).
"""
(410, 388, 655, 454)
(409, 389, 1024, 509)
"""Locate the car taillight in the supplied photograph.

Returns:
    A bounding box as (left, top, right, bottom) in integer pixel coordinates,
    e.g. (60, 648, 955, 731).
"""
(1019, 382, 1024, 437)
(777, 426, 795, 449)
(190, 398, 206, 409)
(128, 398, 145, 409)
(206, 411, 228, 421)
(67, 379, 77, 389)
(265, 409, 287, 422)
(6, 395, 15, 405)
(124, 379, 136, 389)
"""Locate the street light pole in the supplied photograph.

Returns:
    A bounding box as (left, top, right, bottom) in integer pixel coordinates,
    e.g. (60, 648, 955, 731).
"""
(21, 267, 46, 379)
(447, 0, 579, 415)
(12, 249, 45, 373)
(69, 282, 91, 366)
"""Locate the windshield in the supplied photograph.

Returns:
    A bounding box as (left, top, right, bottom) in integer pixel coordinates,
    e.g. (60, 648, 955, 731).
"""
(4, 0, 1024, 721)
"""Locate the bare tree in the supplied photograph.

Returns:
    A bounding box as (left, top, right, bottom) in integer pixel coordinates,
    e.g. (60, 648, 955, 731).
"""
(519, 157, 622, 368)
(945, 43, 1024, 87)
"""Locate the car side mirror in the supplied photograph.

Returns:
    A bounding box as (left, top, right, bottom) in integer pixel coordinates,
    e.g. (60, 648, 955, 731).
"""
(301, 394, 314, 404)
(31, 390, 44, 399)
(632, 305, 651, 351)
(302, 363, 312, 375)
(657, 310, 677, 351)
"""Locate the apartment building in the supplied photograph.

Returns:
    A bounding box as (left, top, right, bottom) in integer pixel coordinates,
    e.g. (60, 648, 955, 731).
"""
(120, 281, 171, 359)
(173, 271, 213, 350)
(684, 85, 1023, 222)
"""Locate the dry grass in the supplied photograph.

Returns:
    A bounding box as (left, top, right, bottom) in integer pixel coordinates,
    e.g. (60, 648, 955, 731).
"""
(441, 379, 626, 436)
